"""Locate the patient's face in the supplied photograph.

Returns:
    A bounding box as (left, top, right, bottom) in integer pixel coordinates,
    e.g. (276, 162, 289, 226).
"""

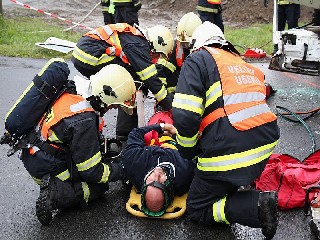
(145, 167, 167, 185)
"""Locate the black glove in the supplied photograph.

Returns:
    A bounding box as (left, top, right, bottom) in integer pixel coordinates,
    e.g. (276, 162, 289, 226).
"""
(108, 162, 126, 182)
(157, 95, 172, 111)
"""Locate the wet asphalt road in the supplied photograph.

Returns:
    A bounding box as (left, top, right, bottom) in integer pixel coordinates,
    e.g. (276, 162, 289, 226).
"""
(0, 56, 319, 240)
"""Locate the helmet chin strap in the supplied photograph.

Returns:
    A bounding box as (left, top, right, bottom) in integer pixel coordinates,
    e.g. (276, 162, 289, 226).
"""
(86, 95, 105, 114)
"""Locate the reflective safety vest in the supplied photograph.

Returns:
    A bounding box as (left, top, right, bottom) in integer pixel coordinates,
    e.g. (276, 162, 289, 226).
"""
(207, 0, 221, 4)
(175, 41, 184, 67)
(39, 93, 94, 140)
(199, 47, 277, 134)
(84, 23, 144, 64)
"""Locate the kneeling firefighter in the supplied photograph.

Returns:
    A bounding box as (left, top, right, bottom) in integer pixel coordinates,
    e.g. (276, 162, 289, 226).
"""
(172, 22, 280, 239)
(4, 60, 136, 225)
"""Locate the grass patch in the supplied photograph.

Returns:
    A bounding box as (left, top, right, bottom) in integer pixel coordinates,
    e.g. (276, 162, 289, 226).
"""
(225, 24, 274, 55)
(0, 16, 82, 58)
(0, 16, 275, 58)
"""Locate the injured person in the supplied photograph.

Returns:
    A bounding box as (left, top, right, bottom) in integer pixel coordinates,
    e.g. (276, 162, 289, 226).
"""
(122, 116, 195, 217)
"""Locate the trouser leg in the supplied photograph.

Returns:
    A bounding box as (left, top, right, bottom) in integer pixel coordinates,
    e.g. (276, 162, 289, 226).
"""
(286, 4, 300, 29)
(116, 107, 138, 140)
(103, 12, 115, 25)
(54, 179, 109, 208)
(187, 174, 260, 227)
(277, 5, 286, 31)
(198, 11, 224, 33)
(213, 12, 224, 33)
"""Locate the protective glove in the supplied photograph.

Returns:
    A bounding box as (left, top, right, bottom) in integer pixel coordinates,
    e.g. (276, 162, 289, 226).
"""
(156, 95, 172, 111)
(108, 162, 126, 182)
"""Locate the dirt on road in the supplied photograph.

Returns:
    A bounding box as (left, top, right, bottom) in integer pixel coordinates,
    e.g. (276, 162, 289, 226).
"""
(3, 0, 315, 34)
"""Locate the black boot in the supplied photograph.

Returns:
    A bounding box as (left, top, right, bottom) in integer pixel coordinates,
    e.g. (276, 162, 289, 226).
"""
(36, 174, 57, 226)
(258, 191, 278, 239)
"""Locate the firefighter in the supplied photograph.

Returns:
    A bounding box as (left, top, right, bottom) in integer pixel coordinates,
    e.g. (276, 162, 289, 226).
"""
(100, 0, 115, 25)
(71, 23, 173, 144)
(156, 12, 202, 100)
(20, 64, 136, 226)
(122, 121, 195, 217)
(112, 0, 141, 26)
(172, 21, 280, 239)
(197, 0, 224, 32)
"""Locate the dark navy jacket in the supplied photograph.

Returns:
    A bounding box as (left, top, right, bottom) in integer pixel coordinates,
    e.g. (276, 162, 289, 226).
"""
(122, 124, 195, 196)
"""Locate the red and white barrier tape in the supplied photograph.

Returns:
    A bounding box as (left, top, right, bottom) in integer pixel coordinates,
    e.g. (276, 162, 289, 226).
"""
(10, 0, 94, 31)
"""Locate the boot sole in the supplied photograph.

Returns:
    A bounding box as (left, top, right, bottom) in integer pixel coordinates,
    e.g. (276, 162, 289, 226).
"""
(36, 176, 52, 226)
(262, 191, 279, 240)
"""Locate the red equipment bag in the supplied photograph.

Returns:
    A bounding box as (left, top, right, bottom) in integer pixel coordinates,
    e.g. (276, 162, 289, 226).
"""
(255, 150, 320, 210)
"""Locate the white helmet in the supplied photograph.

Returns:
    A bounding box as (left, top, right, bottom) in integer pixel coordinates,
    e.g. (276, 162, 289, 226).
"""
(176, 12, 202, 43)
(90, 64, 136, 108)
(190, 21, 227, 52)
(147, 25, 174, 56)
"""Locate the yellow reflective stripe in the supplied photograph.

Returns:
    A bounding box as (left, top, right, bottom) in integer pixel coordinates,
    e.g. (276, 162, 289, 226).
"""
(112, 0, 132, 2)
(196, 6, 219, 13)
(176, 131, 198, 147)
(136, 65, 157, 81)
(101, 6, 110, 12)
(278, 0, 290, 4)
(212, 196, 229, 224)
(154, 85, 167, 101)
(56, 170, 71, 181)
(81, 182, 90, 203)
(72, 47, 115, 66)
(99, 163, 110, 183)
(167, 86, 176, 94)
(108, 30, 121, 47)
(205, 81, 222, 108)
(198, 140, 278, 171)
(32, 177, 42, 185)
(159, 77, 167, 85)
(133, 0, 141, 7)
(157, 58, 176, 73)
(173, 93, 204, 115)
(77, 152, 102, 172)
(47, 130, 63, 143)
